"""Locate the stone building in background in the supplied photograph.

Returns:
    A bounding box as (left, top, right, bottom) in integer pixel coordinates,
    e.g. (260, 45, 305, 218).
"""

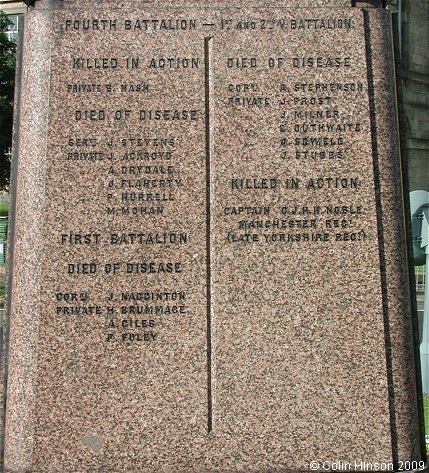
(400, 0, 429, 192)
(0, 1, 27, 42)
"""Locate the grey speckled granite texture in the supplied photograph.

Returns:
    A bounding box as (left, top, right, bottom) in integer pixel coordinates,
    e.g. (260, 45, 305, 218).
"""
(3, 1, 424, 472)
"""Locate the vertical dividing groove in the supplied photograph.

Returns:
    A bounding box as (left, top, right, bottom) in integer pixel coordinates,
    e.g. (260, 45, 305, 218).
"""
(363, 9, 398, 468)
(390, 13, 427, 459)
(204, 36, 213, 433)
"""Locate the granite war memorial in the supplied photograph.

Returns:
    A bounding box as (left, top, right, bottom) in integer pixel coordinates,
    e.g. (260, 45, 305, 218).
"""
(2, 0, 426, 471)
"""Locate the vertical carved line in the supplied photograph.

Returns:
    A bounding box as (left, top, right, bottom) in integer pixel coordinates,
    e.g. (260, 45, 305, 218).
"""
(204, 36, 213, 433)
(363, 9, 398, 468)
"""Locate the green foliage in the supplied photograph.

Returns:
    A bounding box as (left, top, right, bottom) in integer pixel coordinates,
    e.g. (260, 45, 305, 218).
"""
(0, 202, 8, 216)
(0, 12, 16, 191)
(0, 280, 5, 304)
(425, 396, 429, 452)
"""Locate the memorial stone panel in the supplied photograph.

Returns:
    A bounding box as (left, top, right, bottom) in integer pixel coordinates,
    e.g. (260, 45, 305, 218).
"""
(3, 1, 424, 472)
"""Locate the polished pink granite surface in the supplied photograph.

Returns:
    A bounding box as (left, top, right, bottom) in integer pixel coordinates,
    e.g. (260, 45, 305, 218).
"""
(3, 1, 423, 472)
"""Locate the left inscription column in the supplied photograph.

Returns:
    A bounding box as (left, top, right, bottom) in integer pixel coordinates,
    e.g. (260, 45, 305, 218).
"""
(5, 8, 209, 470)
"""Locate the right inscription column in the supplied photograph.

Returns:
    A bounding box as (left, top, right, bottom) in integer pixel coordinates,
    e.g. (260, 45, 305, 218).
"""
(210, 8, 393, 462)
